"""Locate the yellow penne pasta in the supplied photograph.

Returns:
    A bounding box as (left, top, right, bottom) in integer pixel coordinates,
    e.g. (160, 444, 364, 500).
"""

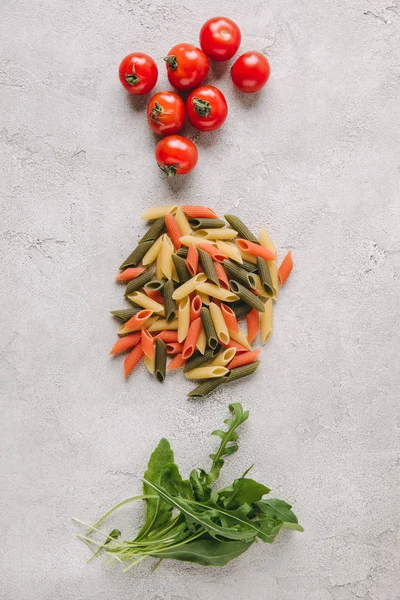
(229, 329, 252, 351)
(172, 273, 207, 301)
(261, 298, 273, 344)
(141, 205, 177, 220)
(216, 240, 243, 263)
(177, 296, 190, 343)
(127, 291, 164, 315)
(196, 291, 210, 305)
(195, 228, 238, 241)
(209, 302, 230, 345)
(211, 347, 236, 367)
(171, 262, 179, 283)
(142, 316, 159, 330)
(142, 235, 163, 266)
(144, 354, 155, 374)
(195, 283, 239, 303)
(160, 234, 174, 279)
(174, 207, 192, 236)
(196, 327, 207, 354)
(179, 235, 217, 248)
(268, 260, 279, 298)
(185, 366, 229, 380)
(259, 227, 277, 257)
(238, 248, 257, 264)
(251, 273, 269, 298)
(148, 318, 179, 332)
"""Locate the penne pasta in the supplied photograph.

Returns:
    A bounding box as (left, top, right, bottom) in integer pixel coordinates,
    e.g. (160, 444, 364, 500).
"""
(165, 342, 183, 355)
(141, 328, 155, 359)
(118, 316, 157, 336)
(125, 269, 155, 296)
(165, 213, 182, 249)
(167, 353, 186, 371)
(198, 248, 219, 286)
(224, 215, 259, 244)
(174, 206, 193, 236)
(214, 262, 230, 289)
(183, 347, 218, 372)
(259, 226, 277, 257)
(119, 240, 154, 270)
(142, 235, 164, 266)
(110, 332, 141, 355)
(268, 260, 279, 298)
(211, 347, 236, 367)
(220, 304, 239, 333)
(224, 260, 257, 290)
(124, 345, 144, 378)
(209, 302, 230, 345)
(141, 205, 177, 220)
(229, 349, 261, 370)
(278, 251, 293, 286)
(236, 239, 275, 261)
(196, 282, 239, 303)
(190, 295, 202, 321)
(143, 353, 155, 374)
(172, 273, 207, 301)
(260, 298, 273, 344)
(179, 235, 216, 248)
(226, 361, 260, 382)
(172, 254, 191, 283)
(186, 244, 199, 276)
(246, 308, 260, 343)
(160, 234, 174, 279)
(110, 307, 141, 322)
(225, 339, 249, 353)
(163, 279, 176, 323)
(148, 318, 178, 332)
(156, 239, 164, 279)
(188, 377, 225, 397)
(139, 217, 166, 244)
(177, 296, 191, 343)
(196, 290, 210, 305)
(196, 242, 226, 263)
(154, 330, 178, 343)
(121, 309, 154, 333)
(185, 366, 229, 380)
(256, 257, 274, 297)
(229, 281, 265, 312)
(182, 317, 202, 360)
(196, 327, 207, 354)
(251, 273, 270, 298)
(155, 338, 167, 382)
(216, 240, 243, 264)
(182, 206, 219, 219)
(195, 228, 238, 241)
(116, 267, 145, 282)
(237, 248, 257, 264)
(189, 217, 225, 230)
(229, 329, 252, 351)
(127, 291, 165, 315)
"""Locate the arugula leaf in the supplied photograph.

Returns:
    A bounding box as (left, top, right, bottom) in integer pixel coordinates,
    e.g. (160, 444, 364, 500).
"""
(219, 478, 271, 508)
(256, 499, 304, 531)
(150, 538, 253, 566)
(256, 516, 284, 543)
(166, 463, 194, 500)
(189, 468, 210, 502)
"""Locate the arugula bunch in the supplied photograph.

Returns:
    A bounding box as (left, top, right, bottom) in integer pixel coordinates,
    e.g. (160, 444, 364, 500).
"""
(77, 403, 303, 570)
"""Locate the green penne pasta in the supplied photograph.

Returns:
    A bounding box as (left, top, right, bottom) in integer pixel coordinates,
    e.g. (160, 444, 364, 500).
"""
(229, 281, 265, 312)
(256, 257, 274, 296)
(119, 240, 154, 270)
(176, 247, 188, 258)
(163, 279, 176, 323)
(188, 218, 226, 230)
(198, 248, 219, 286)
(139, 217, 166, 244)
(110, 307, 141, 322)
(236, 259, 258, 273)
(155, 338, 167, 382)
(200, 307, 219, 350)
(224, 260, 256, 289)
(187, 377, 225, 397)
(232, 302, 253, 319)
(224, 214, 259, 244)
(226, 361, 260, 383)
(183, 347, 218, 373)
(144, 279, 166, 292)
(124, 269, 155, 296)
(171, 254, 191, 283)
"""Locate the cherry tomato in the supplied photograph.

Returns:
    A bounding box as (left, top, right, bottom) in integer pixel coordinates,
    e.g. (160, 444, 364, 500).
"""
(155, 135, 198, 176)
(147, 91, 186, 136)
(186, 86, 228, 132)
(199, 17, 241, 61)
(164, 43, 209, 91)
(231, 51, 270, 93)
(118, 53, 158, 95)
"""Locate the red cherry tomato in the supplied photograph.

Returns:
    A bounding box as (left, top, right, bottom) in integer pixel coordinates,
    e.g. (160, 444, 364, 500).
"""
(231, 51, 270, 93)
(186, 86, 228, 132)
(147, 91, 186, 136)
(164, 43, 209, 91)
(200, 17, 241, 61)
(155, 135, 198, 176)
(119, 53, 158, 95)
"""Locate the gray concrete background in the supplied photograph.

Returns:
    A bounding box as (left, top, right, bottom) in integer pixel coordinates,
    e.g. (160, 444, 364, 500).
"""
(1, 0, 400, 598)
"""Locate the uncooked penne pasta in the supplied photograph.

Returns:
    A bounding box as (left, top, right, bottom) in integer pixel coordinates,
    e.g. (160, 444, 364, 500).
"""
(144, 353, 155, 374)
(220, 304, 239, 333)
(141, 205, 177, 220)
(182, 317, 202, 360)
(177, 296, 191, 343)
(156, 239, 164, 279)
(174, 207, 192, 236)
(185, 366, 229, 380)
(142, 235, 164, 266)
(259, 227, 277, 257)
(209, 302, 230, 345)
(127, 291, 165, 315)
(121, 309, 154, 333)
(172, 273, 207, 301)
(148, 318, 179, 332)
(165, 214, 182, 249)
(196, 283, 239, 303)
(236, 239, 275, 261)
(167, 353, 186, 371)
(195, 228, 238, 241)
(139, 217, 166, 244)
(216, 240, 243, 264)
(179, 235, 217, 248)
(260, 298, 273, 344)
(224, 214, 259, 244)
(182, 206, 219, 219)
(229, 329, 252, 351)
(251, 273, 270, 298)
(196, 327, 207, 354)
(237, 248, 257, 264)
(211, 347, 236, 367)
(268, 260, 279, 298)
(160, 234, 174, 279)
(196, 290, 210, 305)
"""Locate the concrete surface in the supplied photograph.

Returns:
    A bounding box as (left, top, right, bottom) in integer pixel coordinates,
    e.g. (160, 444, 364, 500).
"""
(1, 0, 400, 598)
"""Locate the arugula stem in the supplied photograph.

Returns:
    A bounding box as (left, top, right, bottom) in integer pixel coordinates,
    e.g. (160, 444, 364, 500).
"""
(86, 495, 155, 534)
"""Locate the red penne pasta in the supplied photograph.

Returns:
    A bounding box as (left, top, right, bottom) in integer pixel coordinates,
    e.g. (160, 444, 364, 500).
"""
(190, 295, 202, 321)
(223, 339, 248, 353)
(141, 329, 155, 359)
(165, 214, 182, 249)
(116, 267, 145, 282)
(220, 304, 239, 333)
(197, 264, 204, 274)
(182, 317, 202, 360)
(182, 206, 219, 219)
(246, 308, 260, 343)
(110, 332, 141, 355)
(154, 330, 178, 343)
(236, 239, 275, 261)
(167, 353, 186, 371)
(123, 309, 153, 332)
(124, 344, 144, 377)
(229, 349, 261, 370)
(214, 262, 229, 289)
(166, 342, 184, 355)
(144, 288, 165, 304)
(278, 251, 293, 285)
(186, 245, 199, 276)
(196, 242, 226, 263)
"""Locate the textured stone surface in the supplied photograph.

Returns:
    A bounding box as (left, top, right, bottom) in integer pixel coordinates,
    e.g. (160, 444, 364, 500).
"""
(1, 0, 400, 598)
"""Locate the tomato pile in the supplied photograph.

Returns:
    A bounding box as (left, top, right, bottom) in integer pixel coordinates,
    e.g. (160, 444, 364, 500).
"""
(118, 17, 271, 176)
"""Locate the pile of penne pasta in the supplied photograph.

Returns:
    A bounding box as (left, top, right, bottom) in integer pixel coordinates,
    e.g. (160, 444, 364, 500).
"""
(111, 205, 293, 397)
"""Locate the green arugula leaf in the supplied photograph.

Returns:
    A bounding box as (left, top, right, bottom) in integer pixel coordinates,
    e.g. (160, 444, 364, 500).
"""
(256, 499, 304, 531)
(166, 463, 194, 500)
(150, 538, 253, 566)
(256, 516, 284, 543)
(189, 468, 211, 502)
(219, 478, 271, 508)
